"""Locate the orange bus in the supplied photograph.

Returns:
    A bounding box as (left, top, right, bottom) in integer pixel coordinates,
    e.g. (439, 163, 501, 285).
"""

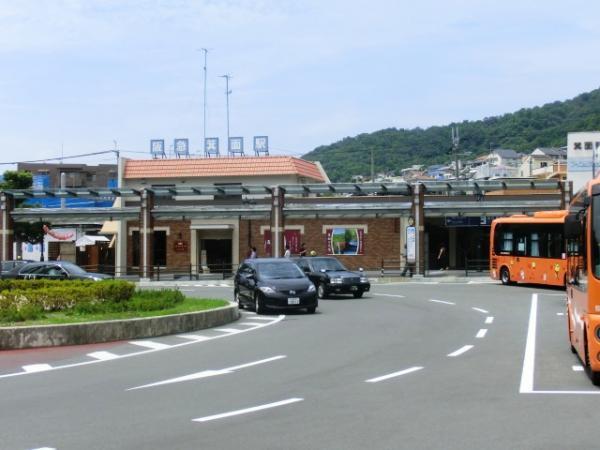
(565, 181, 600, 384)
(490, 210, 567, 287)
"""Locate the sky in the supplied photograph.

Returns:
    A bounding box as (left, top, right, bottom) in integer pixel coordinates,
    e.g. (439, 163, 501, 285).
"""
(1, 0, 600, 166)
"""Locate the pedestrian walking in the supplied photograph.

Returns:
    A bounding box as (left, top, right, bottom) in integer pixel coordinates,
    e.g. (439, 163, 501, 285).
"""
(437, 244, 448, 270)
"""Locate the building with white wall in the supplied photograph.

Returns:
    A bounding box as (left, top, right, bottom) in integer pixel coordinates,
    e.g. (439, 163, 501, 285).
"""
(567, 131, 600, 192)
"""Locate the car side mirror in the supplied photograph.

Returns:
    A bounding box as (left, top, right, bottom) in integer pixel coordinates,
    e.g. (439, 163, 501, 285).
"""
(564, 214, 582, 240)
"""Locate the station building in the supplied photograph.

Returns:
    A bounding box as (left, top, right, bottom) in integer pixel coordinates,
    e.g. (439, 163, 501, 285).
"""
(0, 156, 570, 278)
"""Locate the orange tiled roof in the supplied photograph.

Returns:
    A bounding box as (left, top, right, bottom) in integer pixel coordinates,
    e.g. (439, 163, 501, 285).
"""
(123, 156, 325, 182)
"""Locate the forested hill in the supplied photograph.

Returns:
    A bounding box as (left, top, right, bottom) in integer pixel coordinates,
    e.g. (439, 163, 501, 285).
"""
(302, 88, 600, 182)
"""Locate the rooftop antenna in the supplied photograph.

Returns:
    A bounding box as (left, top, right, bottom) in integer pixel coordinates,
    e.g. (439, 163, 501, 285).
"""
(219, 74, 232, 146)
(199, 48, 210, 151)
(451, 126, 460, 179)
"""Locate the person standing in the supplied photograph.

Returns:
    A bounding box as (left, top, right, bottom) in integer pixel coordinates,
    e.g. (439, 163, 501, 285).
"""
(437, 244, 448, 270)
(250, 246, 257, 259)
(284, 245, 291, 258)
(298, 243, 307, 257)
(401, 244, 413, 277)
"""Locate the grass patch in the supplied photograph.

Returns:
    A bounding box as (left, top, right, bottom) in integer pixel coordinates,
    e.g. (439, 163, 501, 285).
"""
(0, 297, 229, 327)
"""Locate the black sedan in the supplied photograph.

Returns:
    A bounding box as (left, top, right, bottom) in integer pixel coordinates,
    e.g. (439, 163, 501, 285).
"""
(234, 258, 318, 314)
(3, 261, 112, 281)
(292, 256, 370, 299)
(0, 260, 33, 277)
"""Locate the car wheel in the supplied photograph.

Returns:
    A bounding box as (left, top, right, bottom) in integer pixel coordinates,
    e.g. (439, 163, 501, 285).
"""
(317, 284, 327, 299)
(255, 293, 266, 314)
(235, 290, 244, 310)
(352, 291, 363, 299)
(307, 306, 316, 314)
(500, 267, 511, 285)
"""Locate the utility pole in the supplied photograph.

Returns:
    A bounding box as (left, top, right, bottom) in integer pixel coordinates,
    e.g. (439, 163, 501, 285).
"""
(220, 74, 232, 146)
(451, 126, 460, 180)
(371, 149, 375, 183)
(201, 48, 209, 148)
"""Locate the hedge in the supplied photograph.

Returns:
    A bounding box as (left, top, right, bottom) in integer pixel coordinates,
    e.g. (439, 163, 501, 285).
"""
(0, 280, 137, 322)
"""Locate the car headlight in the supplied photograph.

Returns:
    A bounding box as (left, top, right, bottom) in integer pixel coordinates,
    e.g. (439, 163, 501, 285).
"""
(308, 284, 316, 292)
(259, 286, 276, 294)
(330, 277, 343, 284)
(360, 277, 369, 283)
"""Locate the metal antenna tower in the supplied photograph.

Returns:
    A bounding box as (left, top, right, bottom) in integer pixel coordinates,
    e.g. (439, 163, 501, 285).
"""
(201, 48, 209, 148)
(220, 74, 232, 145)
(451, 126, 460, 179)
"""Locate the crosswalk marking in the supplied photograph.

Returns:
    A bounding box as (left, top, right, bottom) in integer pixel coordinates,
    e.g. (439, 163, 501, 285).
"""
(177, 334, 209, 341)
(128, 340, 170, 350)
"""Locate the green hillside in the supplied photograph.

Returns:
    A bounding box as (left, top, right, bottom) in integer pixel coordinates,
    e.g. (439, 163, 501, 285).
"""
(303, 88, 600, 182)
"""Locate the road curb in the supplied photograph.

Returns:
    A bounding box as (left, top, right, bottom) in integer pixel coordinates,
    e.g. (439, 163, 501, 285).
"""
(0, 303, 240, 350)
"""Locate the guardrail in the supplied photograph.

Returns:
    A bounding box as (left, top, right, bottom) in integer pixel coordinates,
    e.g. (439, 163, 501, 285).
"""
(78, 263, 240, 281)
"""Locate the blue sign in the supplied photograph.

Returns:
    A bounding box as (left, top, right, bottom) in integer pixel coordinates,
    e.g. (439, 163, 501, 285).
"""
(174, 138, 189, 158)
(254, 136, 269, 155)
(228, 137, 244, 156)
(205, 137, 219, 157)
(150, 139, 165, 158)
(445, 216, 495, 227)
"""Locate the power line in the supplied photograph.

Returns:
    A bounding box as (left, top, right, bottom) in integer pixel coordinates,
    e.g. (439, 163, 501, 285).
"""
(0, 150, 120, 166)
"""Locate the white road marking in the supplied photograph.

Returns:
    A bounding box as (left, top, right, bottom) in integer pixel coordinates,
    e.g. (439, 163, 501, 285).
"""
(365, 366, 424, 383)
(237, 322, 262, 327)
(429, 299, 455, 305)
(243, 316, 276, 321)
(472, 307, 489, 314)
(192, 398, 303, 423)
(22, 364, 52, 373)
(557, 312, 565, 316)
(447, 345, 474, 357)
(520, 293, 538, 393)
(87, 351, 119, 361)
(527, 390, 600, 395)
(0, 315, 286, 380)
(128, 355, 286, 390)
(485, 316, 494, 324)
(572, 365, 584, 372)
(371, 293, 405, 298)
(476, 329, 488, 339)
(215, 328, 243, 334)
(177, 334, 209, 341)
(30, 447, 56, 450)
(128, 340, 171, 350)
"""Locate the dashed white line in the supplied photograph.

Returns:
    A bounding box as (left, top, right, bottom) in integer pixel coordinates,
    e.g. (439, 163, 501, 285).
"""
(429, 299, 455, 305)
(472, 307, 489, 314)
(243, 316, 277, 321)
(372, 293, 406, 298)
(572, 365, 584, 372)
(88, 351, 119, 361)
(557, 312, 565, 316)
(128, 340, 171, 350)
(30, 447, 56, 450)
(215, 328, 243, 334)
(22, 364, 52, 373)
(476, 329, 488, 339)
(177, 334, 209, 341)
(128, 355, 287, 391)
(485, 316, 494, 324)
(365, 366, 424, 383)
(447, 345, 474, 357)
(192, 398, 303, 423)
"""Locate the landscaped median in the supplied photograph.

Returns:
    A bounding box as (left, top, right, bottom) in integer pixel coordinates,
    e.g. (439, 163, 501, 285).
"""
(0, 280, 238, 349)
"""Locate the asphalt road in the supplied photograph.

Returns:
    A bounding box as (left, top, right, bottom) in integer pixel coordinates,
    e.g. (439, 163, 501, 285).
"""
(0, 281, 598, 450)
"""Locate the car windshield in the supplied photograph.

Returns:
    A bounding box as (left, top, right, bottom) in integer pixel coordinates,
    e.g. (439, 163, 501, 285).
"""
(311, 258, 345, 272)
(257, 262, 305, 279)
(59, 262, 87, 275)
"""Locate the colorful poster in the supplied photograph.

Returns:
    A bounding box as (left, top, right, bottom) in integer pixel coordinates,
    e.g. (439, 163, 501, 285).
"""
(326, 228, 364, 255)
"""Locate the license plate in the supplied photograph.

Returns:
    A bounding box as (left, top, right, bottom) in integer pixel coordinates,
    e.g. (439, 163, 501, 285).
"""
(288, 297, 300, 305)
(350, 286, 358, 291)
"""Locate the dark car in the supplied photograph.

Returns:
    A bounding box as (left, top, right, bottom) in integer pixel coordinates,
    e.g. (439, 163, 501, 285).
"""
(3, 261, 112, 281)
(0, 260, 33, 278)
(234, 258, 318, 314)
(292, 256, 370, 299)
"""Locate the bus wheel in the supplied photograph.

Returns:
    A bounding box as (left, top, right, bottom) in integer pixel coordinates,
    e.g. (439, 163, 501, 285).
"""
(583, 333, 600, 385)
(500, 267, 511, 285)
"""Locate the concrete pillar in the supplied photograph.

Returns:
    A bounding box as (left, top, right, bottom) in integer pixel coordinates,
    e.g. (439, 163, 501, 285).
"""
(270, 186, 285, 257)
(139, 189, 154, 279)
(0, 193, 15, 262)
(449, 227, 457, 268)
(413, 183, 425, 275)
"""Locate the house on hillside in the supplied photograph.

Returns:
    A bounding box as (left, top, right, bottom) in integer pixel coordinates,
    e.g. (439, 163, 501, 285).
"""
(519, 147, 567, 178)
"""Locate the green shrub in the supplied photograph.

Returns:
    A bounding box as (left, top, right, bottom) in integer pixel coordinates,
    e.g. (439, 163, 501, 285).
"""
(128, 289, 185, 311)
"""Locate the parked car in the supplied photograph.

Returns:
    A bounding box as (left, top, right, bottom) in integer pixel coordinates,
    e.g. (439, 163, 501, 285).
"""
(234, 258, 318, 314)
(0, 260, 33, 278)
(292, 256, 370, 299)
(2, 261, 112, 281)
